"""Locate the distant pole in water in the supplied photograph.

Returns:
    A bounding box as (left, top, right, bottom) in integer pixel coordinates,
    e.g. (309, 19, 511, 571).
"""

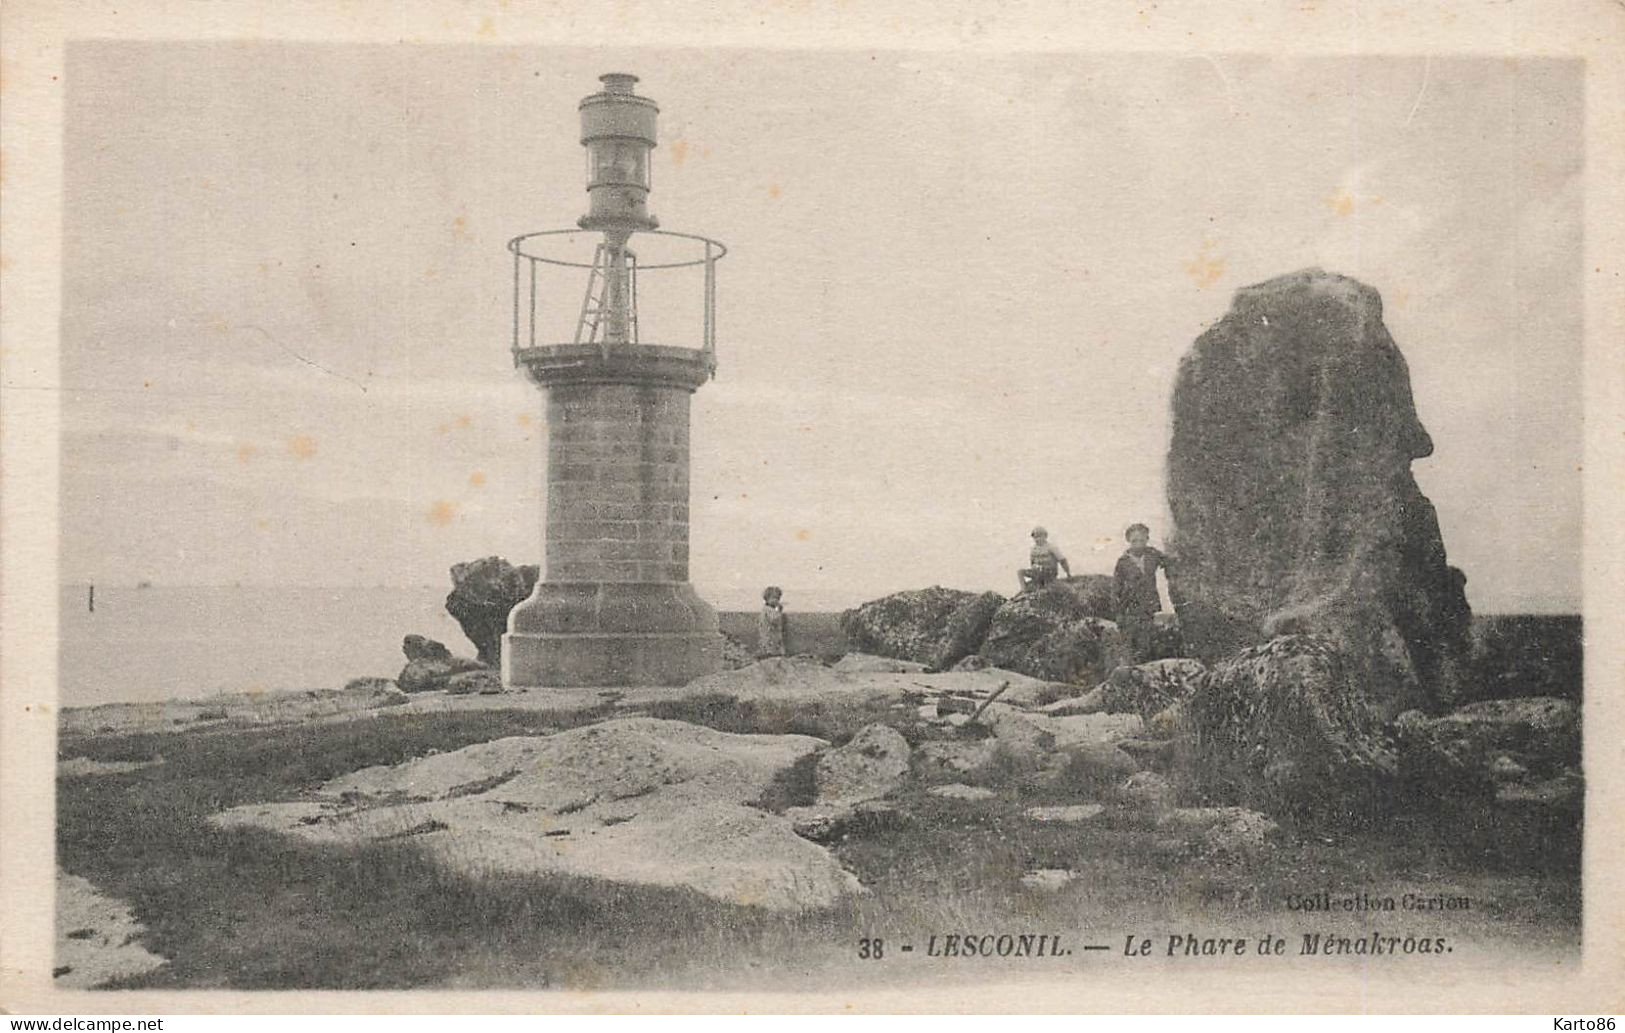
(88, 584, 94, 613)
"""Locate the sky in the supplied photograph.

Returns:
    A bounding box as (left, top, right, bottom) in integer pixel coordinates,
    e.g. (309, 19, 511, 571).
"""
(60, 45, 1584, 613)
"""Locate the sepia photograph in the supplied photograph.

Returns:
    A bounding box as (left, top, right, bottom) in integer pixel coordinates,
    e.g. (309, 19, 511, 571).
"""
(3, 0, 1623, 1015)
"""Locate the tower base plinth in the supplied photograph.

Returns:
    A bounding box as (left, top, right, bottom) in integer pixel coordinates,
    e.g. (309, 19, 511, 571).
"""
(501, 630, 723, 688)
(502, 581, 724, 688)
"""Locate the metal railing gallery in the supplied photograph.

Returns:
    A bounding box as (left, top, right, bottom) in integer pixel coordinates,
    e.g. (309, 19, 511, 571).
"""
(508, 228, 726, 375)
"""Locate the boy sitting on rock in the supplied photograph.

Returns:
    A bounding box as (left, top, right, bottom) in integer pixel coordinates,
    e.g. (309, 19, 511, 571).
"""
(1018, 526, 1071, 595)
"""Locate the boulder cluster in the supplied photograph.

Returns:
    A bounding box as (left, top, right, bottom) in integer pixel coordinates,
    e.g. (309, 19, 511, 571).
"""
(840, 576, 1142, 688)
(384, 558, 539, 696)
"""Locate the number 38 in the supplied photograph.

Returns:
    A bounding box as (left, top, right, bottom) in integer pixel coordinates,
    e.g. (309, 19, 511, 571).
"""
(858, 938, 884, 960)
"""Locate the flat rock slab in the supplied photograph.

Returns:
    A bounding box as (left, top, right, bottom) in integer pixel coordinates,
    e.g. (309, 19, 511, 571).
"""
(1038, 696, 1099, 718)
(1157, 806, 1268, 833)
(1047, 659, 1208, 720)
(1200, 810, 1281, 857)
(1024, 804, 1105, 823)
(680, 656, 917, 707)
(916, 739, 996, 777)
(928, 783, 997, 801)
(1046, 713, 1145, 747)
(832, 653, 930, 674)
(211, 717, 862, 912)
(58, 756, 164, 778)
(61, 681, 422, 738)
(783, 800, 903, 843)
(1120, 771, 1178, 810)
(912, 668, 1065, 707)
(1021, 869, 1079, 891)
(979, 705, 1144, 755)
(55, 871, 167, 989)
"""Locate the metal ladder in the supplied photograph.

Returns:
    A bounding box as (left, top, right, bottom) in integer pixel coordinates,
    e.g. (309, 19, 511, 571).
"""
(574, 241, 639, 352)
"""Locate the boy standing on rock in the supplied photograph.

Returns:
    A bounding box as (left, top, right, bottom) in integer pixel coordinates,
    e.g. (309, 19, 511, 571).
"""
(1115, 523, 1171, 662)
(1018, 526, 1071, 595)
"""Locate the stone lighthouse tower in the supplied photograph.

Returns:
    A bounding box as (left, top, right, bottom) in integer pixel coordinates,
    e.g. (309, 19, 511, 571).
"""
(502, 73, 727, 688)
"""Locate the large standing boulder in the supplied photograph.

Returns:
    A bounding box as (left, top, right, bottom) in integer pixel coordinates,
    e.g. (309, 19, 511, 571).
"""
(977, 585, 1129, 684)
(1178, 635, 1397, 823)
(444, 557, 540, 668)
(1166, 269, 1472, 716)
(840, 587, 1004, 670)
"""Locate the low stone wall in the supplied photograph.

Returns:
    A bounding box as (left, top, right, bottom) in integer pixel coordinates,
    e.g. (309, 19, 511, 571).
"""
(718, 611, 847, 660)
(1469, 615, 1582, 703)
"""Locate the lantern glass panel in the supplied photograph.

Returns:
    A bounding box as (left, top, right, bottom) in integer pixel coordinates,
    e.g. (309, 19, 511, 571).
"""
(589, 139, 649, 189)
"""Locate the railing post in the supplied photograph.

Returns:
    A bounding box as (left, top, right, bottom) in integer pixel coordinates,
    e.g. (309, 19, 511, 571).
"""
(703, 241, 717, 374)
(511, 243, 521, 361)
(529, 257, 538, 350)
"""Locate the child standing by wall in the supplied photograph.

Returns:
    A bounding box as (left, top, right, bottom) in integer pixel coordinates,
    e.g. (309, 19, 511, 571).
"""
(758, 586, 787, 658)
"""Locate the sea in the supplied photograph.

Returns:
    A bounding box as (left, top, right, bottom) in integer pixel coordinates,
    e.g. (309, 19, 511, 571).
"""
(58, 585, 466, 707)
(61, 584, 1575, 709)
(56, 583, 858, 708)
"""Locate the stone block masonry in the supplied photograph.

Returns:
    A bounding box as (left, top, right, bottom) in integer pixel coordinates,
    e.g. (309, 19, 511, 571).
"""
(504, 343, 723, 688)
(544, 382, 695, 584)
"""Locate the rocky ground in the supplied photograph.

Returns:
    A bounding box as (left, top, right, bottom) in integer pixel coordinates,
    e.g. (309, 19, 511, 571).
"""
(57, 648, 1581, 990)
(53, 872, 168, 989)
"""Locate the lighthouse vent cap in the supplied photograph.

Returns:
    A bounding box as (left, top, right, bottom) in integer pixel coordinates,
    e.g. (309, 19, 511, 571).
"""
(600, 73, 639, 94)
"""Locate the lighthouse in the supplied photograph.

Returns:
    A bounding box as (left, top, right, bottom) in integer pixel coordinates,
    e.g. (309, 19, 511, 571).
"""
(502, 73, 727, 688)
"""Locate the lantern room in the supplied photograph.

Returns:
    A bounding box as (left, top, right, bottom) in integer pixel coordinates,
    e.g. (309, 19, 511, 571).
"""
(578, 72, 659, 233)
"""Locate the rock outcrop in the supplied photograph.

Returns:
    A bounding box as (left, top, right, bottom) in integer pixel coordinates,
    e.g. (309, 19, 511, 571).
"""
(840, 587, 1004, 670)
(402, 635, 453, 663)
(445, 669, 506, 696)
(1394, 697, 1581, 809)
(1166, 269, 1472, 715)
(1196, 809, 1281, 859)
(1058, 659, 1208, 721)
(397, 636, 484, 693)
(977, 585, 1129, 684)
(341, 677, 410, 708)
(54, 872, 167, 989)
(1144, 612, 1188, 663)
(211, 718, 860, 911)
(915, 739, 998, 781)
(444, 557, 540, 668)
(1120, 771, 1178, 808)
(813, 724, 911, 806)
(1179, 635, 1397, 822)
(1050, 575, 1118, 621)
